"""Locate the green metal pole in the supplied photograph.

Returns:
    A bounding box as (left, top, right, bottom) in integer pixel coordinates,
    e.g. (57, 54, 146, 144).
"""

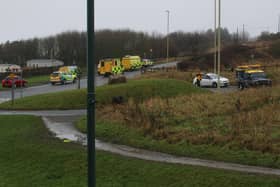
(87, 0, 96, 186)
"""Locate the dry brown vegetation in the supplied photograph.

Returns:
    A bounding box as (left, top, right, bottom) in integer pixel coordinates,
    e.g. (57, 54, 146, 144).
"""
(97, 82, 280, 154)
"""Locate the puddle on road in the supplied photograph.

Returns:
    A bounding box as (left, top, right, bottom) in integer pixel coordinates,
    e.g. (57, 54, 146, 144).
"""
(43, 116, 87, 145)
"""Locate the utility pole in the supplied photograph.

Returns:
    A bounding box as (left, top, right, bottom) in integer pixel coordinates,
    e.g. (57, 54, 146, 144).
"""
(278, 14, 280, 33)
(242, 24, 245, 42)
(236, 27, 239, 43)
(166, 10, 170, 63)
(87, 0, 96, 186)
(214, 0, 217, 74)
(217, 0, 221, 89)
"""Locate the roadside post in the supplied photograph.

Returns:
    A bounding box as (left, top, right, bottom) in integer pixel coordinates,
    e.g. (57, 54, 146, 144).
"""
(11, 79, 15, 106)
(20, 69, 23, 98)
(87, 0, 96, 186)
(77, 67, 82, 90)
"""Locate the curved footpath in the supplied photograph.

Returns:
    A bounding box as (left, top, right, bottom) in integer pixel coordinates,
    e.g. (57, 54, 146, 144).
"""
(1, 109, 280, 176)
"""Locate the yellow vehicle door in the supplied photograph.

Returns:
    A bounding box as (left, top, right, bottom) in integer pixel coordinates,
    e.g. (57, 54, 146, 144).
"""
(104, 61, 113, 74)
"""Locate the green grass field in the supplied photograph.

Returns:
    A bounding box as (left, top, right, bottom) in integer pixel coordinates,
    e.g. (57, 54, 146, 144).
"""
(1, 115, 280, 187)
(25, 75, 50, 86)
(0, 79, 205, 110)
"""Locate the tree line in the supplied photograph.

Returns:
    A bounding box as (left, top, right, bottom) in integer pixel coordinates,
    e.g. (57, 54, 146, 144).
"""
(0, 28, 239, 67)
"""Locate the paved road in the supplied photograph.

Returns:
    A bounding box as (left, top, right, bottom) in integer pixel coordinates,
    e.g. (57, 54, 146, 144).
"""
(1, 109, 279, 176)
(0, 62, 177, 102)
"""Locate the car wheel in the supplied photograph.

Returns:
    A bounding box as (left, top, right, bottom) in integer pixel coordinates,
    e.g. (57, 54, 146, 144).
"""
(212, 82, 217, 88)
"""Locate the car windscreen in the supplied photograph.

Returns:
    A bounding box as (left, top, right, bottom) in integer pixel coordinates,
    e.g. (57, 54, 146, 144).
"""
(6, 76, 19, 80)
(208, 74, 218, 79)
(249, 72, 267, 79)
(51, 73, 60, 77)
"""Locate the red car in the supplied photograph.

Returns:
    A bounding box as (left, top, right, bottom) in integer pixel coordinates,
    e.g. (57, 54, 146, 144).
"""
(2, 76, 27, 88)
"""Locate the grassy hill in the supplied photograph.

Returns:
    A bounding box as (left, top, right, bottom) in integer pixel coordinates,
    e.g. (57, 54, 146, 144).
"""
(0, 79, 205, 110)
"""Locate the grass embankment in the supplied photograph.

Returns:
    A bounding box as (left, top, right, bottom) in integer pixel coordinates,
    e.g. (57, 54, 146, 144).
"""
(0, 79, 204, 110)
(0, 75, 50, 91)
(76, 85, 280, 168)
(26, 75, 50, 86)
(1, 115, 280, 187)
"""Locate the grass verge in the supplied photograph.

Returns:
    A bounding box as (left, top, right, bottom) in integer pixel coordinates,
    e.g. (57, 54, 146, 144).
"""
(1, 115, 280, 187)
(26, 75, 50, 86)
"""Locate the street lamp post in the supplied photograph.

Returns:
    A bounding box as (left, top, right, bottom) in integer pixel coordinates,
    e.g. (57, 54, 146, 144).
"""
(166, 10, 170, 63)
(217, 0, 221, 89)
(278, 14, 280, 33)
(87, 0, 96, 186)
(243, 24, 245, 42)
(214, 0, 217, 74)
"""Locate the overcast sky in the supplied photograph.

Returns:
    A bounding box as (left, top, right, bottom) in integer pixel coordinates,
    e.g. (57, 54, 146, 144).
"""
(0, 0, 279, 43)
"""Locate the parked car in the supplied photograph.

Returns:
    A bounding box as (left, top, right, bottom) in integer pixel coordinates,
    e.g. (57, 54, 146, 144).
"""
(236, 69, 272, 90)
(193, 73, 230, 88)
(2, 75, 27, 88)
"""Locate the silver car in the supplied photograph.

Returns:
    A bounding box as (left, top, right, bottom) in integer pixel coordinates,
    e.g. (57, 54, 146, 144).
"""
(193, 73, 230, 88)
